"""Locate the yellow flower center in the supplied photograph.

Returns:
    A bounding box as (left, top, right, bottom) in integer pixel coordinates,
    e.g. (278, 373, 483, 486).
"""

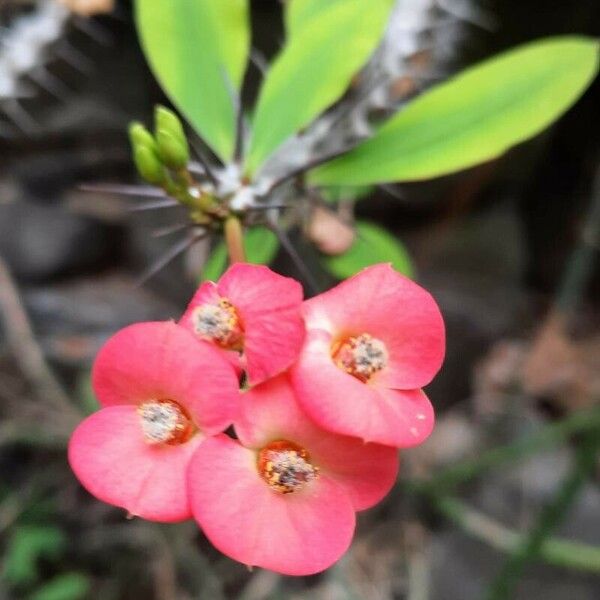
(332, 333, 388, 382)
(191, 297, 244, 351)
(137, 399, 193, 445)
(257, 440, 319, 494)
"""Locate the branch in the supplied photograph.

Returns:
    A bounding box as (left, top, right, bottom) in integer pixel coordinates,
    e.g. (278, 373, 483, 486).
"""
(485, 429, 600, 598)
(409, 405, 600, 493)
(432, 494, 600, 574)
(0, 256, 80, 426)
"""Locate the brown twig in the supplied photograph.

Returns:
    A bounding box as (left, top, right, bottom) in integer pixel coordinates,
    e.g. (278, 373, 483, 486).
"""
(0, 255, 80, 426)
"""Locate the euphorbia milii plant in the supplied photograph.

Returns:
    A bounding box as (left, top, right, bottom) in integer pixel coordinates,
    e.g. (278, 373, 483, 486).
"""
(67, 0, 599, 579)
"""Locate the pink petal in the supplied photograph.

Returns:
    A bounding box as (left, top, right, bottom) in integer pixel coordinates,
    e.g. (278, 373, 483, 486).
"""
(303, 264, 445, 389)
(179, 282, 243, 373)
(188, 435, 355, 575)
(69, 405, 202, 522)
(218, 263, 305, 385)
(292, 331, 435, 447)
(91, 321, 239, 436)
(236, 375, 399, 510)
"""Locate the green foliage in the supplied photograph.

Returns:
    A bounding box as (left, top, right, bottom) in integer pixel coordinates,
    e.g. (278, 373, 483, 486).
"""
(309, 36, 599, 185)
(3, 526, 66, 587)
(321, 184, 374, 203)
(75, 372, 99, 415)
(135, 0, 250, 162)
(245, 0, 393, 175)
(322, 220, 413, 279)
(202, 226, 279, 281)
(28, 574, 90, 600)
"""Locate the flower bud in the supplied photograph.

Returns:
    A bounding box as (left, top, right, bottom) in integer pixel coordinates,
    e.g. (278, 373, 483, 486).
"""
(156, 128, 189, 170)
(155, 107, 189, 168)
(133, 145, 165, 185)
(128, 122, 157, 153)
(155, 106, 187, 144)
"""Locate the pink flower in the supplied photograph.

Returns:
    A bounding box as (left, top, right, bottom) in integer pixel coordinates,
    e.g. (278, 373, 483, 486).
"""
(291, 264, 445, 447)
(179, 263, 305, 385)
(187, 375, 399, 575)
(68, 321, 240, 522)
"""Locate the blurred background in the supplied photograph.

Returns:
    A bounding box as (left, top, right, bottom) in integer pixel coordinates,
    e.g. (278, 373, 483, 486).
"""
(0, 1, 599, 599)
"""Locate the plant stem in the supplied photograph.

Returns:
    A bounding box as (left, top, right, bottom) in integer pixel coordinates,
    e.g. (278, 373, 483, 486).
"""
(555, 165, 600, 315)
(485, 429, 600, 598)
(432, 494, 600, 574)
(224, 215, 246, 264)
(0, 256, 80, 426)
(409, 405, 600, 494)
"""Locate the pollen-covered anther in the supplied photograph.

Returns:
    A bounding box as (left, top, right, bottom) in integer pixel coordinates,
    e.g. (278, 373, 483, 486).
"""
(332, 333, 388, 382)
(137, 399, 193, 445)
(257, 440, 319, 494)
(191, 297, 244, 350)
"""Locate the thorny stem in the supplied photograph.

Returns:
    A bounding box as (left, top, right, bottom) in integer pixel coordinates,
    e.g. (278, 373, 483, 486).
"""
(432, 493, 600, 574)
(409, 404, 600, 494)
(224, 215, 246, 264)
(485, 429, 600, 597)
(404, 406, 600, 575)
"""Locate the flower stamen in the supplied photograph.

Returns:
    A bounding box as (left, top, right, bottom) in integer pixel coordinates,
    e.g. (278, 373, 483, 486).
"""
(191, 297, 244, 350)
(332, 333, 388, 382)
(138, 399, 193, 445)
(257, 440, 318, 494)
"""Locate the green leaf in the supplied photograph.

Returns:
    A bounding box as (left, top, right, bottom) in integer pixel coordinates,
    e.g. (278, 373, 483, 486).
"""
(309, 36, 600, 185)
(29, 574, 90, 600)
(135, 0, 250, 161)
(3, 526, 66, 586)
(202, 227, 279, 281)
(245, 0, 393, 175)
(322, 220, 413, 279)
(285, 0, 348, 37)
(321, 184, 374, 203)
(75, 371, 99, 416)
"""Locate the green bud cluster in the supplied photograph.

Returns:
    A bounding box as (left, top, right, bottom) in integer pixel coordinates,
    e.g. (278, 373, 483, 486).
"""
(128, 105, 190, 185)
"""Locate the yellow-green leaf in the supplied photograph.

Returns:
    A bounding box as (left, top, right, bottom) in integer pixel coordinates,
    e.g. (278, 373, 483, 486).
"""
(309, 36, 599, 185)
(322, 220, 413, 279)
(245, 0, 393, 175)
(135, 0, 250, 162)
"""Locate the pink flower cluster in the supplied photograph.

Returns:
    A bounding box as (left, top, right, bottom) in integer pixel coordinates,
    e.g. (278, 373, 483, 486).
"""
(69, 263, 445, 575)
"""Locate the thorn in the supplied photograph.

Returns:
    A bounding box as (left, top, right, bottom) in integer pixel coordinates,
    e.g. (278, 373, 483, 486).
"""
(29, 69, 72, 101)
(56, 42, 94, 74)
(72, 16, 114, 45)
(436, 0, 497, 31)
(128, 198, 180, 212)
(378, 184, 407, 200)
(268, 222, 320, 295)
(190, 142, 219, 187)
(151, 223, 195, 238)
(79, 183, 168, 198)
(2, 99, 38, 134)
(249, 48, 268, 77)
(267, 146, 354, 194)
(246, 203, 293, 212)
(135, 232, 207, 286)
(187, 162, 206, 176)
